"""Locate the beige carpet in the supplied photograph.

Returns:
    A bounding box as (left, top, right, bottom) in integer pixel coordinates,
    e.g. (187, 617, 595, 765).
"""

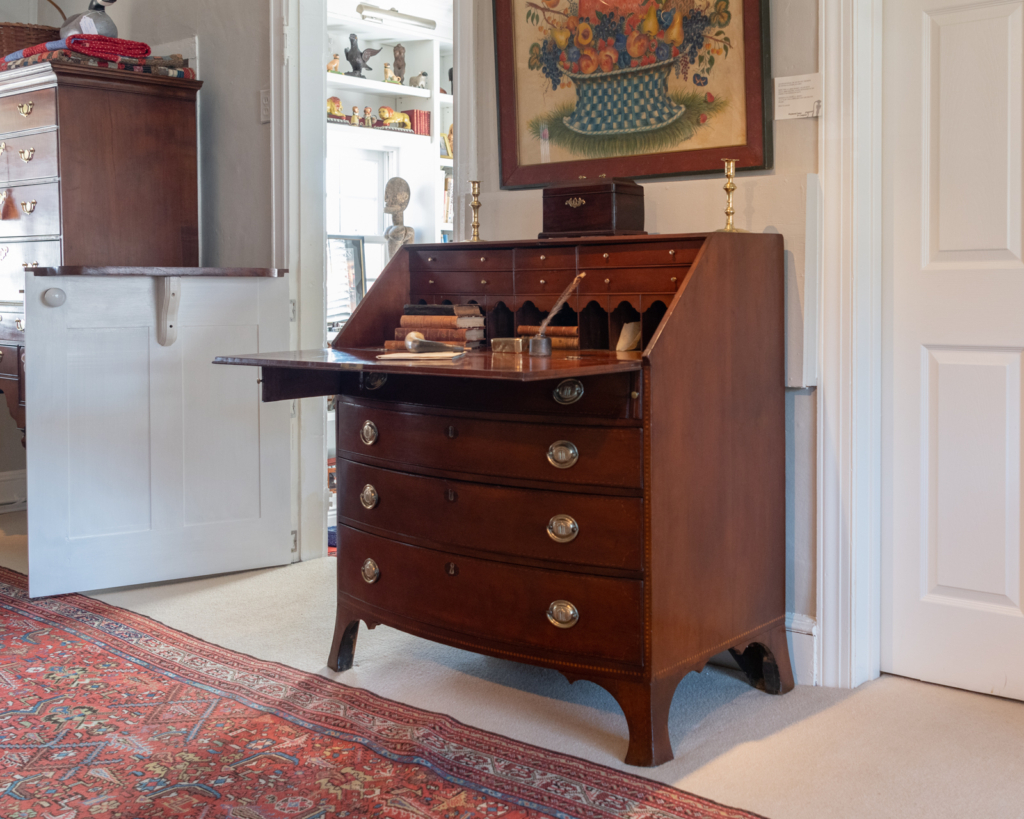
(1, 510, 1022, 819)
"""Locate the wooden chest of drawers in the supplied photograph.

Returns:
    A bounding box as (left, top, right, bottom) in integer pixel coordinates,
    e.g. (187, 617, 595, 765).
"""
(218, 231, 793, 766)
(0, 64, 202, 440)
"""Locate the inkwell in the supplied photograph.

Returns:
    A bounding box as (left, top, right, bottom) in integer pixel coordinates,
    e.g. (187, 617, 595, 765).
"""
(528, 271, 585, 357)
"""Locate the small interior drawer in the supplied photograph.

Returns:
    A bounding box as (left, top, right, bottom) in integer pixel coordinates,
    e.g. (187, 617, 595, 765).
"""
(408, 247, 513, 272)
(514, 246, 577, 270)
(338, 459, 643, 571)
(409, 270, 514, 295)
(337, 525, 644, 665)
(0, 88, 57, 135)
(513, 268, 580, 295)
(578, 240, 702, 268)
(579, 268, 684, 295)
(336, 400, 643, 489)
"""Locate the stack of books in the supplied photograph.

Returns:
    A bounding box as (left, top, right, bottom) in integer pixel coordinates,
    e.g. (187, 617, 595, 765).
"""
(516, 325, 580, 349)
(384, 303, 485, 350)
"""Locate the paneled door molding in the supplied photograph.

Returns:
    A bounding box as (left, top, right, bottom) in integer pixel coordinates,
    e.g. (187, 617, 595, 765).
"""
(271, 0, 328, 562)
(817, 0, 884, 688)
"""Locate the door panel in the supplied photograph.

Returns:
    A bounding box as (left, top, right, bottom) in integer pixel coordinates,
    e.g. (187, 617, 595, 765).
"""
(885, 0, 1024, 698)
(26, 275, 291, 597)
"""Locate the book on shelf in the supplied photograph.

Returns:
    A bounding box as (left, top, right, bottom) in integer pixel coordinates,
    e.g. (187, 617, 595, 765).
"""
(403, 303, 482, 317)
(546, 336, 581, 349)
(401, 314, 484, 329)
(395, 327, 484, 342)
(516, 325, 579, 337)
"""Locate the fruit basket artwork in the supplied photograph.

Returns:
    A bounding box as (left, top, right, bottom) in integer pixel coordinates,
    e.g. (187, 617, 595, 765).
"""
(494, 0, 771, 187)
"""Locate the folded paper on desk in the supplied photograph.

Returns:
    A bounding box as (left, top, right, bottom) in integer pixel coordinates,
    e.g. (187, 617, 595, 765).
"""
(376, 352, 466, 361)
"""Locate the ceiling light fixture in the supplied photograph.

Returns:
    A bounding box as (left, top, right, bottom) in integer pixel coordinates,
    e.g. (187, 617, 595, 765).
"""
(356, 4, 437, 30)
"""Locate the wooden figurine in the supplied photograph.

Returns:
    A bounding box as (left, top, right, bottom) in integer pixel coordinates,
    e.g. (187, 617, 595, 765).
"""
(344, 34, 381, 78)
(393, 44, 406, 82)
(383, 63, 401, 84)
(327, 53, 341, 73)
(363, 106, 375, 127)
(350, 106, 361, 126)
(409, 72, 428, 89)
(383, 177, 414, 259)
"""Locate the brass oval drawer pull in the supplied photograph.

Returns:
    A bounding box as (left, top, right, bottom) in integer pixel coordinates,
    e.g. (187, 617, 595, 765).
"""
(21, 200, 36, 215)
(547, 600, 579, 628)
(359, 484, 379, 510)
(547, 514, 579, 543)
(552, 378, 584, 405)
(364, 372, 388, 391)
(361, 558, 380, 584)
(547, 440, 578, 469)
(360, 420, 378, 445)
(18, 148, 34, 162)
(17, 101, 33, 117)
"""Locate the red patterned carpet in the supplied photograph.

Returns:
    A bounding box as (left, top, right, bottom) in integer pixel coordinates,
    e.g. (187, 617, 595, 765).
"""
(0, 566, 765, 819)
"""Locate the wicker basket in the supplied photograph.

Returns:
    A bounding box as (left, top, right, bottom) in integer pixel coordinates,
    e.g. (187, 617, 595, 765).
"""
(0, 22, 61, 59)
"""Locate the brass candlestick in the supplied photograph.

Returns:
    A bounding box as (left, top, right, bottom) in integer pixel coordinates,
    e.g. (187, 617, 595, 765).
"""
(717, 158, 748, 233)
(469, 181, 481, 242)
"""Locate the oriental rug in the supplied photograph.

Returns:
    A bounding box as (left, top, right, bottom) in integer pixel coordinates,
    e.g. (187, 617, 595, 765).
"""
(0, 567, 764, 819)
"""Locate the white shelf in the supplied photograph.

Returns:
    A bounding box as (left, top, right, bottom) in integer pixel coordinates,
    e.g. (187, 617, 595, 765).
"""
(441, 223, 453, 230)
(439, 92, 454, 105)
(439, 157, 453, 168)
(326, 72, 432, 99)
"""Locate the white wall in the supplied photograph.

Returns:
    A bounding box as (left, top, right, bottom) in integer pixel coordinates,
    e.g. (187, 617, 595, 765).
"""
(38, 0, 274, 269)
(462, 0, 819, 618)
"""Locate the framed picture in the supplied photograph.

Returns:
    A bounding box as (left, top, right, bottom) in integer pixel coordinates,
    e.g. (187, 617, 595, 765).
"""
(493, 0, 772, 188)
(441, 133, 454, 159)
(326, 235, 367, 331)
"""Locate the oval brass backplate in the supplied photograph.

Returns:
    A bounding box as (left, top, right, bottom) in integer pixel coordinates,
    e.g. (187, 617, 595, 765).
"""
(360, 420, 378, 446)
(359, 484, 379, 510)
(552, 379, 584, 405)
(547, 440, 579, 469)
(364, 372, 388, 391)
(361, 558, 380, 584)
(547, 600, 579, 628)
(547, 514, 579, 543)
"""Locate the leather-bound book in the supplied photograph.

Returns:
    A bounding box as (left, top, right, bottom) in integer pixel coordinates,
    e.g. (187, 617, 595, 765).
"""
(516, 325, 579, 337)
(401, 315, 485, 329)
(403, 303, 483, 317)
(394, 327, 484, 342)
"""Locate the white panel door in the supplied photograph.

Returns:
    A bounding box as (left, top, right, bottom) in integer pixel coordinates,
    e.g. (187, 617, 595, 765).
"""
(25, 275, 292, 597)
(885, 0, 1024, 698)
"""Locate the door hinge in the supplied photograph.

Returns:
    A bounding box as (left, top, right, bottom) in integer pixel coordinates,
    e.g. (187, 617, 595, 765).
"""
(289, 299, 297, 322)
(291, 530, 298, 553)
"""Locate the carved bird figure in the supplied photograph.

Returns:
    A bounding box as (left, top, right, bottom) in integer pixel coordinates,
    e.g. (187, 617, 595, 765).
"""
(409, 72, 428, 89)
(327, 53, 340, 73)
(344, 34, 382, 78)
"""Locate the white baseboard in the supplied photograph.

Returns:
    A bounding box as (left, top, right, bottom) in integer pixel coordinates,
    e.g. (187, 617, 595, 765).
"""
(0, 469, 27, 513)
(786, 612, 818, 687)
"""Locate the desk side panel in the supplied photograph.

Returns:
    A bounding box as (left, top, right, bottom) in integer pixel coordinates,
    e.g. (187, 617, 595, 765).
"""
(646, 232, 786, 678)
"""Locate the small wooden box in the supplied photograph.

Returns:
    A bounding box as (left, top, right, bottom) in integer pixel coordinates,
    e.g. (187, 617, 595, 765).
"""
(539, 178, 646, 239)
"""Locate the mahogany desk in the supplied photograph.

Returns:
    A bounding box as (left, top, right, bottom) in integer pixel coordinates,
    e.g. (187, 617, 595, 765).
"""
(217, 231, 793, 766)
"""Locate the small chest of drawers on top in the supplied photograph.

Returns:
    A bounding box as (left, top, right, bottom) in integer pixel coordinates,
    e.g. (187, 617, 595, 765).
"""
(217, 231, 794, 767)
(0, 63, 202, 440)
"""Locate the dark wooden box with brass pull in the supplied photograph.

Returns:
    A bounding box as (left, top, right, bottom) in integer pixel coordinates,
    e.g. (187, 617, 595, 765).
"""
(539, 178, 646, 239)
(214, 231, 792, 768)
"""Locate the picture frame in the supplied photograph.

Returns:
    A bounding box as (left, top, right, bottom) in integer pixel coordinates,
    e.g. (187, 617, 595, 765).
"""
(441, 133, 454, 159)
(492, 0, 772, 189)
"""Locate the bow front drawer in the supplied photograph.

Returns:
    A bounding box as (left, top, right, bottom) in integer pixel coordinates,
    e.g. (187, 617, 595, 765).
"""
(337, 401, 642, 490)
(337, 459, 643, 571)
(408, 248, 513, 272)
(337, 525, 644, 665)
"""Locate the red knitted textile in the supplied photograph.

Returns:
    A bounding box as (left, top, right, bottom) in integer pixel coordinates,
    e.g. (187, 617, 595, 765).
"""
(66, 34, 151, 60)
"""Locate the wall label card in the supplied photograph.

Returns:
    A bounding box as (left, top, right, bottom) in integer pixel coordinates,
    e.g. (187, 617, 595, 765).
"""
(774, 73, 822, 120)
